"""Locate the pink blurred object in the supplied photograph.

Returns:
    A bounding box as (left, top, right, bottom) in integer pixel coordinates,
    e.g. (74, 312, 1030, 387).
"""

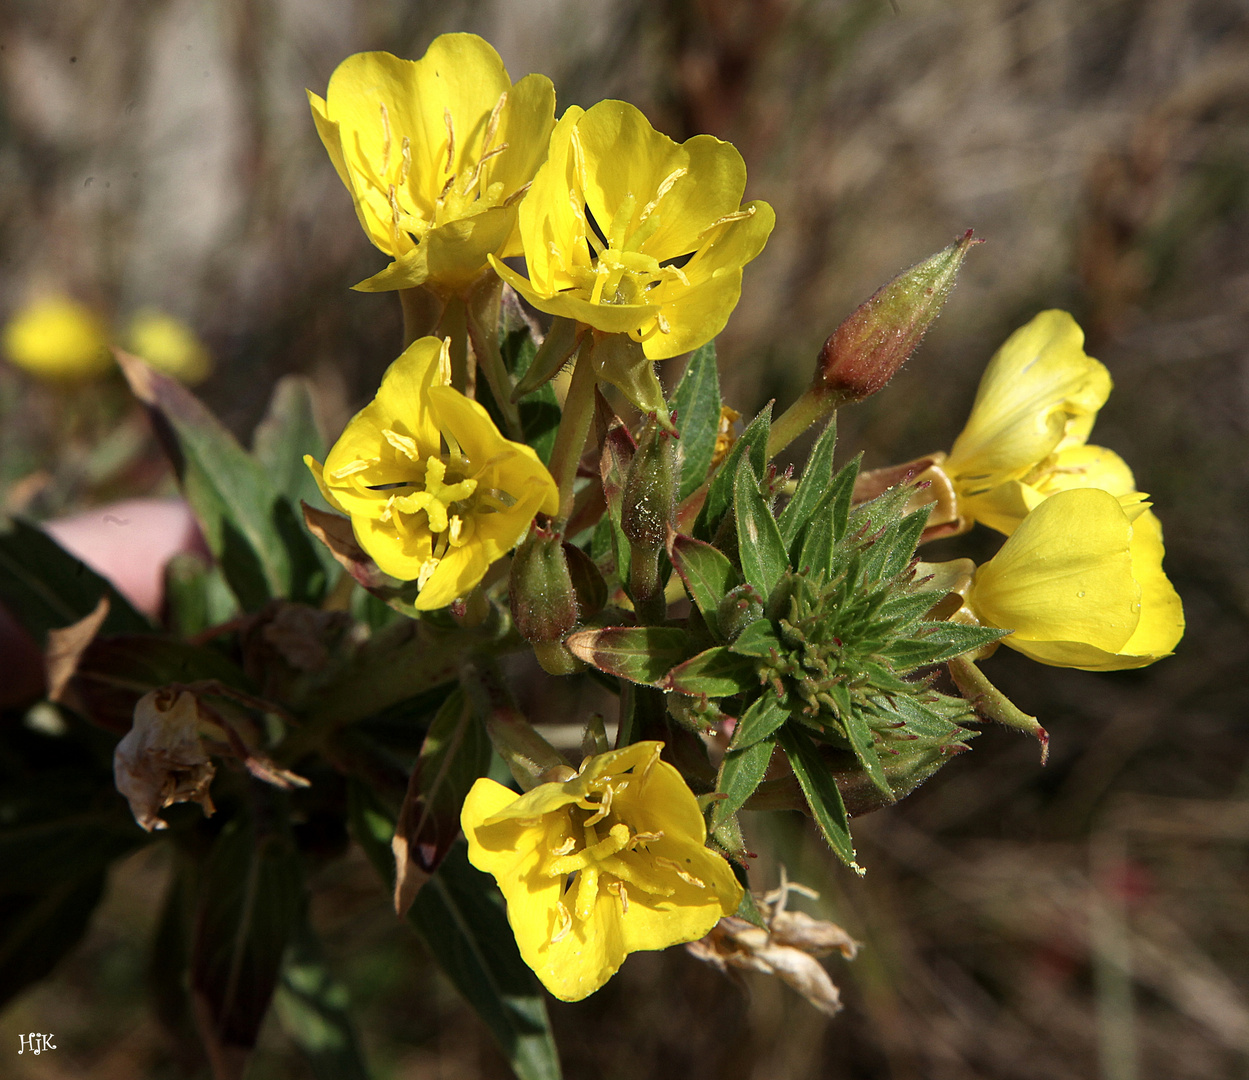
(45, 497, 207, 616)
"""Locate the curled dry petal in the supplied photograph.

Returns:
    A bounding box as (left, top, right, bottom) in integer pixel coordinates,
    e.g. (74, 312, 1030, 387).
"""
(113, 689, 216, 832)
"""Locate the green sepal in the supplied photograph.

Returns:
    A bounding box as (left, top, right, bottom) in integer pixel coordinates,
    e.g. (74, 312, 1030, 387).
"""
(728, 619, 783, 659)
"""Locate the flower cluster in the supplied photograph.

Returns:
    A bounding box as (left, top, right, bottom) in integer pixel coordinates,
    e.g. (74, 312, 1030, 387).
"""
(297, 31, 1185, 1012)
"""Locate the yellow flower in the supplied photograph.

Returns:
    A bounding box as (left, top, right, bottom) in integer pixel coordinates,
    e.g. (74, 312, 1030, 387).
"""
(2, 295, 112, 380)
(125, 308, 212, 384)
(306, 336, 558, 609)
(943, 310, 1138, 534)
(309, 35, 556, 294)
(490, 100, 775, 360)
(461, 740, 743, 1001)
(961, 488, 1183, 670)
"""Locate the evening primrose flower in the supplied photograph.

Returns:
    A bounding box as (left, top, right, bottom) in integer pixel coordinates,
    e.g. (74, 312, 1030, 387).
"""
(958, 488, 1183, 670)
(306, 336, 557, 609)
(490, 100, 775, 360)
(2, 295, 112, 380)
(309, 35, 556, 293)
(942, 310, 1136, 535)
(461, 740, 743, 1001)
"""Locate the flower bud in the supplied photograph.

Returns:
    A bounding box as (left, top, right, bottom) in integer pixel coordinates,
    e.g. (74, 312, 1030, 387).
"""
(621, 415, 678, 553)
(815, 230, 979, 402)
(717, 583, 765, 642)
(509, 526, 579, 645)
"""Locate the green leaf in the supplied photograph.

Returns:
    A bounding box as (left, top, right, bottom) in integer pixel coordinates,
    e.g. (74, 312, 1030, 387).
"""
(733, 454, 788, 597)
(712, 737, 774, 829)
(165, 552, 241, 638)
(410, 843, 562, 1080)
(696, 403, 771, 539)
(274, 923, 371, 1080)
(794, 455, 861, 575)
(394, 688, 491, 886)
(505, 323, 560, 466)
(190, 812, 306, 1059)
(669, 534, 737, 637)
(0, 516, 151, 644)
(778, 416, 837, 549)
(564, 626, 690, 685)
(778, 726, 859, 871)
(728, 619, 782, 659)
(729, 693, 789, 750)
(663, 647, 758, 697)
(118, 352, 325, 609)
(670, 342, 721, 500)
(840, 707, 893, 800)
(884, 622, 1005, 669)
(253, 377, 328, 512)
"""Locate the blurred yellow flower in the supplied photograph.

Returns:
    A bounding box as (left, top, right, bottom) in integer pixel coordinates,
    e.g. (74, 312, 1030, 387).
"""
(125, 308, 212, 384)
(943, 310, 1141, 534)
(961, 488, 1183, 670)
(309, 35, 556, 294)
(490, 100, 774, 360)
(461, 740, 743, 1001)
(306, 336, 558, 609)
(2, 295, 111, 380)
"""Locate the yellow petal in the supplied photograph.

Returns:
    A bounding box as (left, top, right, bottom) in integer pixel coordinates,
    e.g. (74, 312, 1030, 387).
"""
(947, 311, 1111, 489)
(968, 488, 1139, 653)
(125, 308, 212, 384)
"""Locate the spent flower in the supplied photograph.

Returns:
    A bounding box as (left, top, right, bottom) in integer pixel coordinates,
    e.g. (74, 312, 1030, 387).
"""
(461, 740, 743, 1000)
(307, 336, 558, 609)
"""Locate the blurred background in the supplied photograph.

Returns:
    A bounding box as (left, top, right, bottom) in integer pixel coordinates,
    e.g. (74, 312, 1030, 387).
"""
(2, 0, 1248, 1077)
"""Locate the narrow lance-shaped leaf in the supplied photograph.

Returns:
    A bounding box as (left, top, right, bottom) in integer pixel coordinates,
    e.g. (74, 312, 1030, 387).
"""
(734, 454, 789, 597)
(778, 416, 837, 549)
(670, 341, 722, 500)
(697, 402, 772, 539)
(728, 693, 789, 751)
(778, 726, 861, 872)
(663, 646, 758, 698)
(116, 350, 324, 609)
(190, 813, 306, 1072)
(410, 844, 564, 1080)
(0, 516, 151, 644)
(669, 533, 738, 638)
(564, 626, 690, 686)
(713, 735, 775, 830)
(392, 687, 491, 916)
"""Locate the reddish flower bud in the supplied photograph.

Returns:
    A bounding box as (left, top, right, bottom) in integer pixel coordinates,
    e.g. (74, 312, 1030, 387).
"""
(816, 230, 980, 402)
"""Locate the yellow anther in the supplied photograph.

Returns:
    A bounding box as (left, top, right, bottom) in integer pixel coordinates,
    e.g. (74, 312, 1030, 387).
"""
(653, 856, 705, 889)
(329, 459, 373, 481)
(448, 514, 464, 545)
(417, 557, 440, 589)
(399, 136, 412, 186)
(550, 836, 577, 857)
(379, 103, 391, 174)
(383, 428, 420, 460)
(550, 900, 573, 944)
(607, 879, 629, 913)
(636, 166, 687, 224)
(443, 107, 456, 174)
